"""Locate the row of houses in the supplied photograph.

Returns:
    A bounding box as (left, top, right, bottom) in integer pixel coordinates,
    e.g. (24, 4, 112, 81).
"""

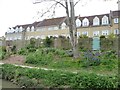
(5, 10, 120, 41)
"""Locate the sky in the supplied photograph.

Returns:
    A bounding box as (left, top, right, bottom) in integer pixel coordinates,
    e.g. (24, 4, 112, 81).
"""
(0, 0, 118, 37)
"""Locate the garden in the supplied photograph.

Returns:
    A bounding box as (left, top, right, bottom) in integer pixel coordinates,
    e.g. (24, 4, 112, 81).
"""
(0, 36, 119, 88)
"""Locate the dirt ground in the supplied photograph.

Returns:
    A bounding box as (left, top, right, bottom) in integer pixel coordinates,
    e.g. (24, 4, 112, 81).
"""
(1, 55, 25, 65)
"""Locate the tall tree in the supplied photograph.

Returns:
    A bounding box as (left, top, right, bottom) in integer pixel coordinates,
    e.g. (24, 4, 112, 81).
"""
(33, 0, 113, 58)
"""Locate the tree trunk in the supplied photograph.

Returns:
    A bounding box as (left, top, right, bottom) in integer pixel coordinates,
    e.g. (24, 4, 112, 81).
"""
(70, 0, 79, 58)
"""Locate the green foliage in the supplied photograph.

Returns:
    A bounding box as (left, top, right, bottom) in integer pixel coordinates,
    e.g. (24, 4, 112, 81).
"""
(18, 48, 27, 55)
(70, 73, 118, 88)
(25, 50, 53, 65)
(100, 35, 106, 38)
(2, 64, 118, 88)
(43, 36, 53, 47)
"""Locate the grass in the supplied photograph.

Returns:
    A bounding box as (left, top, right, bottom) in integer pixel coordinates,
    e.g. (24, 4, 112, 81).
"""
(23, 48, 118, 76)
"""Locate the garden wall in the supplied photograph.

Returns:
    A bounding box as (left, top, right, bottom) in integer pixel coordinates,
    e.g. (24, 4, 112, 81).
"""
(5, 37, 119, 51)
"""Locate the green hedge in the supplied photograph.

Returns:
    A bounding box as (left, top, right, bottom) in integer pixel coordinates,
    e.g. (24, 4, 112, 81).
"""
(1, 64, 118, 88)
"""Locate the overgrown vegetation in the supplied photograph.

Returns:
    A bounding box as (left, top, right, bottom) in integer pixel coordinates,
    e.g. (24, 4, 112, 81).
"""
(24, 48, 118, 75)
(1, 64, 118, 88)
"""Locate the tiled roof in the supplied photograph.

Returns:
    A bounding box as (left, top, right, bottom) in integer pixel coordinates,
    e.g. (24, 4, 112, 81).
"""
(12, 10, 120, 29)
(112, 10, 120, 18)
(36, 17, 66, 27)
(77, 14, 109, 26)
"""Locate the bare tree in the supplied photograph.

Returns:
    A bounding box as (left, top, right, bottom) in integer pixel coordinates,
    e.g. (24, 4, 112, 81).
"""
(33, 0, 113, 58)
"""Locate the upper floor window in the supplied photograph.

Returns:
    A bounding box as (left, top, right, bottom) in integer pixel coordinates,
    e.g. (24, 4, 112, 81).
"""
(102, 15, 109, 25)
(102, 30, 109, 35)
(19, 26, 23, 32)
(27, 27, 30, 32)
(31, 26, 35, 32)
(61, 22, 66, 29)
(76, 19, 81, 27)
(15, 27, 19, 33)
(114, 18, 119, 24)
(82, 18, 89, 27)
(93, 17, 100, 26)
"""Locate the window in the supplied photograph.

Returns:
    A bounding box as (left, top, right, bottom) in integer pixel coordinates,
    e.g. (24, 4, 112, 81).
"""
(93, 17, 100, 26)
(48, 27, 53, 30)
(114, 18, 119, 24)
(19, 26, 23, 32)
(102, 30, 109, 35)
(93, 31, 99, 36)
(27, 27, 30, 32)
(82, 18, 89, 27)
(31, 26, 34, 32)
(15, 27, 19, 33)
(102, 15, 109, 25)
(82, 31, 88, 36)
(54, 27, 58, 30)
(61, 22, 66, 29)
(76, 19, 81, 27)
(114, 29, 119, 34)
(77, 32, 80, 37)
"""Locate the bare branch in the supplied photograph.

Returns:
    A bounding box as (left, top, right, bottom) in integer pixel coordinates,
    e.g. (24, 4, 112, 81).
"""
(74, 0, 81, 6)
(39, 3, 56, 17)
(33, 0, 66, 8)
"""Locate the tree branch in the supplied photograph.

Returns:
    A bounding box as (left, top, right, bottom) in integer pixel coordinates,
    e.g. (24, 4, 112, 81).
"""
(74, 0, 81, 6)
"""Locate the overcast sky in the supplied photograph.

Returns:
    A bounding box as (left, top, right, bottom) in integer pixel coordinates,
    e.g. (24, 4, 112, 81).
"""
(0, 0, 118, 37)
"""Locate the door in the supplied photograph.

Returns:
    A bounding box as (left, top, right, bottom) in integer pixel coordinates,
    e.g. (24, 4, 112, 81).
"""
(92, 37, 100, 50)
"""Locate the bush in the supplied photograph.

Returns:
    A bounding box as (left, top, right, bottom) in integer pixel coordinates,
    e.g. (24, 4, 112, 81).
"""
(70, 73, 118, 88)
(82, 50, 101, 67)
(18, 48, 27, 55)
(2, 64, 118, 88)
(25, 50, 53, 65)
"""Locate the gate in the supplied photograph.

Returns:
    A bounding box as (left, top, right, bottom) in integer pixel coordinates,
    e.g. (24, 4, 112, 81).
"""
(92, 37, 100, 50)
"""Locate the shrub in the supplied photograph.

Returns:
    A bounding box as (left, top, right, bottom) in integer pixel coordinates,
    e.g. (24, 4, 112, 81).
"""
(70, 73, 118, 88)
(25, 50, 53, 65)
(82, 50, 101, 67)
(2, 64, 118, 88)
(18, 48, 27, 55)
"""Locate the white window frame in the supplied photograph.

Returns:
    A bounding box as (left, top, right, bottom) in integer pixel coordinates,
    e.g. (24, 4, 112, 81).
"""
(82, 18, 89, 27)
(31, 26, 35, 32)
(102, 30, 109, 35)
(54, 27, 58, 30)
(114, 18, 119, 24)
(114, 29, 119, 34)
(102, 15, 109, 25)
(77, 32, 80, 37)
(93, 17, 100, 26)
(27, 27, 30, 32)
(82, 31, 88, 36)
(61, 22, 66, 29)
(93, 31, 99, 36)
(76, 19, 81, 27)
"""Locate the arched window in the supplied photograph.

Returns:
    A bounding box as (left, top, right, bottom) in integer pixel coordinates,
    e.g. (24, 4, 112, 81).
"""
(15, 27, 19, 33)
(102, 15, 109, 25)
(76, 19, 81, 27)
(27, 27, 30, 32)
(82, 18, 89, 27)
(31, 26, 34, 32)
(61, 22, 66, 29)
(93, 17, 100, 26)
(19, 26, 23, 32)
